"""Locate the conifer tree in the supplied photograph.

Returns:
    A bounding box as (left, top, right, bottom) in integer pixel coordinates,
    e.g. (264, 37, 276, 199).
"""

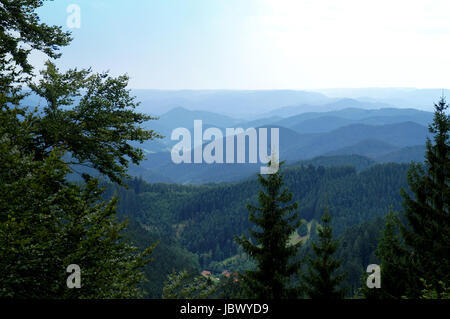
(162, 270, 217, 299)
(0, 135, 155, 297)
(361, 208, 409, 299)
(235, 162, 302, 299)
(400, 96, 450, 297)
(301, 208, 346, 299)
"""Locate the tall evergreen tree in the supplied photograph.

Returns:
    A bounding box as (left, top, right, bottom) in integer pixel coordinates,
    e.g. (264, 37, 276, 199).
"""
(235, 162, 302, 299)
(400, 97, 450, 297)
(0, 0, 160, 298)
(301, 208, 346, 299)
(361, 208, 408, 299)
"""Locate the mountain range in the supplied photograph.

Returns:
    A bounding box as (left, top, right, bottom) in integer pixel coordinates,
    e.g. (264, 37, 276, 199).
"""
(22, 89, 436, 184)
(132, 114, 430, 184)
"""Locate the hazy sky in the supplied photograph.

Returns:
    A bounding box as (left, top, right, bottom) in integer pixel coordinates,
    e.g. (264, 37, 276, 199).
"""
(33, 0, 450, 90)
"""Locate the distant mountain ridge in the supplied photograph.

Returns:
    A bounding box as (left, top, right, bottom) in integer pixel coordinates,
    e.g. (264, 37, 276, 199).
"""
(314, 88, 449, 111)
(132, 89, 332, 117)
(232, 107, 433, 134)
(130, 120, 429, 184)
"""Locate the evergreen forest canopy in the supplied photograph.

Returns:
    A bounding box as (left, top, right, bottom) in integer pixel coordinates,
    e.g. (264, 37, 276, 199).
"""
(0, 0, 448, 300)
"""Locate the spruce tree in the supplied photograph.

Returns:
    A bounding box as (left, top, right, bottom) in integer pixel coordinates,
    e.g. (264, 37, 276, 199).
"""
(361, 208, 409, 299)
(301, 208, 346, 299)
(235, 162, 302, 299)
(400, 96, 450, 297)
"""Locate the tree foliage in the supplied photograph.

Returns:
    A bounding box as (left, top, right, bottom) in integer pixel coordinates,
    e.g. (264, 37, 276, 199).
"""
(360, 208, 408, 299)
(0, 0, 159, 298)
(301, 208, 346, 299)
(399, 97, 450, 297)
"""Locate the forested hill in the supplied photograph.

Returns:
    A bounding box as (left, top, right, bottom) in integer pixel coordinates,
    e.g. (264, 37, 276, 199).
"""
(105, 160, 411, 297)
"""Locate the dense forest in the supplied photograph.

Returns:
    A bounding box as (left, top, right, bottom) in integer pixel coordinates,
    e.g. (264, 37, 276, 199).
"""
(103, 160, 407, 297)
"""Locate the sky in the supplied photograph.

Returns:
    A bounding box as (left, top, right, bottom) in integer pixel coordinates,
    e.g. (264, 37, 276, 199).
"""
(32, 0, 450, 90)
